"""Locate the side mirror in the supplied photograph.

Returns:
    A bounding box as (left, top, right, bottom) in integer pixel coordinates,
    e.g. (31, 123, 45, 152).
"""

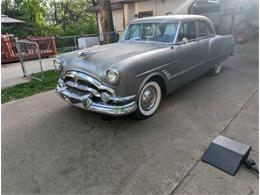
(182, 37, 188, 44)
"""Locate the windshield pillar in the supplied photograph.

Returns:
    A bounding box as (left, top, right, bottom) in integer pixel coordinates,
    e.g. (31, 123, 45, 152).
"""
(173, 21, 181, 44)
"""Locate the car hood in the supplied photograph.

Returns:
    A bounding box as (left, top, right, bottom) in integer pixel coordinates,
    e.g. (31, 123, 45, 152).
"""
(59, 42, 166, 79)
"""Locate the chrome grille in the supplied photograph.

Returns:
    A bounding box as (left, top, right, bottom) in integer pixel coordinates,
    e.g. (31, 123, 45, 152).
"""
(62, 71, 114, 102)
(65, 80, 100, 97)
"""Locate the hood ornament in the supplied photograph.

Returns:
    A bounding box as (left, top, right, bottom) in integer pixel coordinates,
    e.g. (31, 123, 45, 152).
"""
(78, 51, 96, 58)
(78, 48, 110, 58)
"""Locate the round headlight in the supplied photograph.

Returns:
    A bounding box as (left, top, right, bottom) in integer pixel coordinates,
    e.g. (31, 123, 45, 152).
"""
(107, 69, 119, 84)
(54, 59, 63, 71)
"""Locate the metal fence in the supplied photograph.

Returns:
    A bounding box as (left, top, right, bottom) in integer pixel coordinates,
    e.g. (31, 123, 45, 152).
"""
(16, 39, 45, 81)
(1, 35, 56, 64)
(55, 31, 122, 54)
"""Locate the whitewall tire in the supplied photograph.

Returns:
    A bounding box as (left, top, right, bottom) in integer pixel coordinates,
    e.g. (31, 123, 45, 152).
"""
(208, 62, 223, 76)
(134, 81, 162, 119)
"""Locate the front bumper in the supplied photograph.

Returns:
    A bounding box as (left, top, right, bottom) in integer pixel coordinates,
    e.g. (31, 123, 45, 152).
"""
(56, 86, 137, 116)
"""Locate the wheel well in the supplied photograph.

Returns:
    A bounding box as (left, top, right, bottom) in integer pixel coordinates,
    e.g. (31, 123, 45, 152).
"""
(148, 76, 167, 96)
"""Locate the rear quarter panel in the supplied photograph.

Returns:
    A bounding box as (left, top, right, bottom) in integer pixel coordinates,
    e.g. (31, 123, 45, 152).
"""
(208, 35, 235, 67)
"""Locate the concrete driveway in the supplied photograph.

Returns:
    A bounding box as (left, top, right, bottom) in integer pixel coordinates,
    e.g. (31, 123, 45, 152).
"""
(2, 40, 258, 194)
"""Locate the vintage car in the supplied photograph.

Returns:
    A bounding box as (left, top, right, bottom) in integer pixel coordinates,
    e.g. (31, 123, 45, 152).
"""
(55, 15, 234, 119)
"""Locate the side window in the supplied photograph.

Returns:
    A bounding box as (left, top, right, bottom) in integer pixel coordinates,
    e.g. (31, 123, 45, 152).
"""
(198, 21, 211, 38)
(177, 21, 196, 42)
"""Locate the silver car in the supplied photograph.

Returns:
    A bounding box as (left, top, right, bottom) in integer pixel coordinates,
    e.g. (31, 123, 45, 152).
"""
(55, 15, 234, 119)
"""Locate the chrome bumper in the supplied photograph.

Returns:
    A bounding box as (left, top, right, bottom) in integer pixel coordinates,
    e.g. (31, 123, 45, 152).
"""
(56, 86, 137, 116)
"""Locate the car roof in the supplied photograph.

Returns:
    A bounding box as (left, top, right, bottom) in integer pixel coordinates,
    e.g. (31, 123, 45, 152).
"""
(129, 14, 211, 24)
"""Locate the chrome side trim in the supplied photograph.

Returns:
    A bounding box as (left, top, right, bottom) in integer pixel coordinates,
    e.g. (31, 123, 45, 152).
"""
(112, 95, 136, 102)
(161, 51, 231, 80)
(136, 62, 176, 78)
(161, 69, 171, 80)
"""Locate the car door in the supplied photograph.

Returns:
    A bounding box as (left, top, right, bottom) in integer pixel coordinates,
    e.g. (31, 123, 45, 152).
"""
(169, 20, 201, 88)
(196, 20, 215, 73)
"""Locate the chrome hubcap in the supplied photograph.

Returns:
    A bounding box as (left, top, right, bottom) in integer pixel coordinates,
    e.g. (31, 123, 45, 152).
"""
(141, 86, 157, 111)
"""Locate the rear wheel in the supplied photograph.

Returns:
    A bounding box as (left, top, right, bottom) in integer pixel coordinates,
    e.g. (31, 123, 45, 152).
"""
(208, 62, 223, 76)
(134, 80, 162, 119)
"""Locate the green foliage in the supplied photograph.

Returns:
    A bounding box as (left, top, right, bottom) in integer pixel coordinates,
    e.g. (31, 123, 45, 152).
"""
(2, 70, 59, 103)
(1, 0, 98, 37)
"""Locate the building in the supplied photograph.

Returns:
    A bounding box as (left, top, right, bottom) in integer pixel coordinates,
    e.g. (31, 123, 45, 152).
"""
(92, 0, 258, 37)
(1, 15, 25, 27)
(92, 0, 189, 34)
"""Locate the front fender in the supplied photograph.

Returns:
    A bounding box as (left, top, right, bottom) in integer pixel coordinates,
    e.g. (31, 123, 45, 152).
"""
(137, 72, 168, 97)
(110, 47, 173, 97)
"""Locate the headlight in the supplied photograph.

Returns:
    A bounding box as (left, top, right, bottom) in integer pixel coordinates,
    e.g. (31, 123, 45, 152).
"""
(54, 59, 63, 71)
(107, 69, 119, 84)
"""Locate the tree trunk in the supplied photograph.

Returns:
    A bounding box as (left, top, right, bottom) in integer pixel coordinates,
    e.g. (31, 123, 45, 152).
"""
(99, 0, 114, 44)
(53, 0, 58, 25)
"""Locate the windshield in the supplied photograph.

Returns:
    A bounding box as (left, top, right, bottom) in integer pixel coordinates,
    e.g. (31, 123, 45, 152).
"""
(121, 23, 178, 43)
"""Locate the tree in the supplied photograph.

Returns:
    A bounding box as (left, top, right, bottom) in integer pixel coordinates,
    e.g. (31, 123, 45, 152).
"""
(47, 0, 97, 34)
(20, 0, 48, 35)
(98, 0, 114, 43)
(1, 0, 12, 14)
(1, 0, 98, 36)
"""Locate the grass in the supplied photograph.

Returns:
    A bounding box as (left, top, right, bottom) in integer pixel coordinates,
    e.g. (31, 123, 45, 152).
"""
(2, 70, 59, 103)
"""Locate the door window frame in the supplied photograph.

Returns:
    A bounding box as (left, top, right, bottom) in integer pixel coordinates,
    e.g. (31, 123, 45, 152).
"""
(196, 20, 215, 40)
(175, 20, 197, 44)
(173, 19, 216, 44)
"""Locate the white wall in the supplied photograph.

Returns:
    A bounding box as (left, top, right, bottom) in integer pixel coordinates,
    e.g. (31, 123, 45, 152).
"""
(124, 3, 136, 25)
(135, 0, 154, 14)
(172, 0, 195, 14)
(78, 37, 100, 49)
(112, 9, 124, 32)
(135, 0, 185, 16)
(97, 0, 189, 34)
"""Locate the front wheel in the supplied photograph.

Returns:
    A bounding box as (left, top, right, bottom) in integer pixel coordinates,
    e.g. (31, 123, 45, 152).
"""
(134, 80, 162, 119)
(208, 62, 223, 76)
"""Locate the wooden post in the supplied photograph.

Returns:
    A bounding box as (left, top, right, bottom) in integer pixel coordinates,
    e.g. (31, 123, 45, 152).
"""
(51, 36, 57, 55)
